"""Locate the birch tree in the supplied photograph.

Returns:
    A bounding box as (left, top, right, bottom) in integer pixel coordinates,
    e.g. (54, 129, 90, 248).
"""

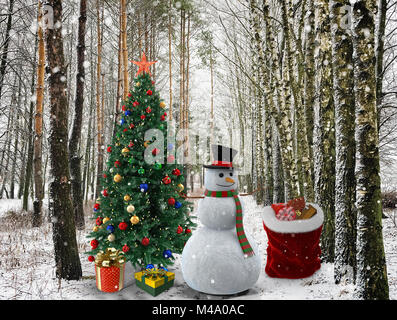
(330, 0, 356, 284)
(313, 0, 336, 262)
(352, 0, 389, 299)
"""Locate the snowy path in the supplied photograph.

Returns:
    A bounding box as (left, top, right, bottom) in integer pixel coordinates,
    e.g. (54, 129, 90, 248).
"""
(0, 197, 395, 300)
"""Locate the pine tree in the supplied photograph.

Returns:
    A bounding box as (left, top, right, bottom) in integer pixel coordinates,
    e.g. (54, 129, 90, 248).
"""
(87, 57, 196, 269)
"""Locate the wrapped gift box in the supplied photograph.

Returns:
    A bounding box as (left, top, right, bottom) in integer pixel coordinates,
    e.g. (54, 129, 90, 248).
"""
(135, 269, 175, 296)
(261, 203, 324, 279)
(95, 248, 126, 293)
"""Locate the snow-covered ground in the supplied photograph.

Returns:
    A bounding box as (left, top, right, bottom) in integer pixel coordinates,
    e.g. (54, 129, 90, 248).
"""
(0, 196, 395, 300)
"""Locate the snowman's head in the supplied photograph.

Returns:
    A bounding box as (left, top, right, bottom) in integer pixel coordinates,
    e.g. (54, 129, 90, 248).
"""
(204, 168, 238, 191)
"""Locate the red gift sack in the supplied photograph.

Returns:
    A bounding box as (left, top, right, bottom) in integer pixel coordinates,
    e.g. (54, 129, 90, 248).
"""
(261, 203, 324, 279)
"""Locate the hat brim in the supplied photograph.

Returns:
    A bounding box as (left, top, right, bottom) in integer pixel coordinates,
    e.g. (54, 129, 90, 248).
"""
(203, 164, 239, 170)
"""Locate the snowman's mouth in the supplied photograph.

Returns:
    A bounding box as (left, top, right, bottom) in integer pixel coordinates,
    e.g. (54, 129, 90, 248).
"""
(216, 183, 235, 187)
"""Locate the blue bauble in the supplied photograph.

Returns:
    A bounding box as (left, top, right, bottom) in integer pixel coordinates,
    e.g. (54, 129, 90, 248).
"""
(174, 201, 182, 209)
(120, 118, 125, 125)
(125, 110, 131, 116)
(159, 266, 168, 271)
(106, 225, 115, 233)
(139, 183, 149, 192)
(163, 249, 172, 259)
(146, 264, 155, 269)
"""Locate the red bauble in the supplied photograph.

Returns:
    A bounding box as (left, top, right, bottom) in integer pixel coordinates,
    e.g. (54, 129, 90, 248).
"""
(141, 115, 146, 120)
(152, 81, 155, 85)
(123, 128, 128, 132)
(146, 107, 152, 113)
(133, 101, 139, 107)
(95, 217, 102, 226)
(185, 228, 191, 234)
(91, 239, 99, 248)
(141, 237, 150, 246)
(129, 123, 135, 129)
(119, 222, 128, 231)
(168, 197, 176, 205)
(107, 146, 112, 153)
(114, 160, 121, 168)
(128, 141, 134, 148)
(152, 148, 160, 156)
(88, 255, 95, 262)
(147, 90, 153, 96)
(164, 112, 167, 116)
(102, 189, 108, 197)
(167, 155, 175, 163)
(172, 168, 181, 176)
(160, 115, 165, 121)
(94, 203, 100, 210)
(128, 93, 132, 97)
(103, 173, 108, 178)
(177, 226, 183, 234)
(122, 244, 130, 253)
(162, 176, 171, 185)
(122, 105, 126, 111)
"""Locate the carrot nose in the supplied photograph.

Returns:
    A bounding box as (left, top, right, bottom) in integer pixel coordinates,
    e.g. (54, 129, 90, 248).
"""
(225, 177, 235, 184)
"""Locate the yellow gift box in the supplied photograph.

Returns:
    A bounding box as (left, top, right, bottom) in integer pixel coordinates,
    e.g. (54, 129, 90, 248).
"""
(134, 269, 175, 296)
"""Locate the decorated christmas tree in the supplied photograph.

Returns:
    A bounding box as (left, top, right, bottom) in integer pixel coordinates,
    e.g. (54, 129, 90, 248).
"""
(87, 53, 196, 269)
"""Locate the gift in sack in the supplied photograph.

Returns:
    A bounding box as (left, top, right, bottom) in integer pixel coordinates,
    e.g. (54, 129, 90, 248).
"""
(275, 206, 297, 221)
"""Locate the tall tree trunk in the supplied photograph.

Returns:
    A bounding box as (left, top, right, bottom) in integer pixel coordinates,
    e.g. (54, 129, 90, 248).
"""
(304, 0, 315, 173)
(33, 0, 45, 227)
(313, 0, 335, 263)
(330, 0, 357, 284)
(23, 34, 38, 211)
(375, 0, 386, 130)
(95, 0, 104, 199)
(69, 0, 87, 231)
(10, 80, 22, 199)
(352, 0, 389, 300)
(0, 0, 14, 100)
(45, 0, 82, 281)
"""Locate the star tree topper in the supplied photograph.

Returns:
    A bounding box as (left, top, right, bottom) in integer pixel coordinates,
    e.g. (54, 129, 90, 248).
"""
(131, 52, 157, 77)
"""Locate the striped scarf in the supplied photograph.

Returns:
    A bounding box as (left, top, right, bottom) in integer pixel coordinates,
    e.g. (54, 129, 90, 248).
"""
(204, 189, 254, 257)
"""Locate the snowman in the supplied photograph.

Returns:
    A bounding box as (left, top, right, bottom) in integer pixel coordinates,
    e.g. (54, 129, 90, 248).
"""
(181, 145, 261, 295)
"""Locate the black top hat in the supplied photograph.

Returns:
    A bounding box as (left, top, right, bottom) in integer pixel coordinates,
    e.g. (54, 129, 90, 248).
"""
(203, 144, 238, 169)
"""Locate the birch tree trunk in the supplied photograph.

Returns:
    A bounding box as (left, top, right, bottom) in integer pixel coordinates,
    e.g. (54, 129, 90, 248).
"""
(69, 0, 87, 230)
(330, 0, 356, 284)
(313, 0, 335, 262)
(168, 0, 173, 120)
(121, 0, 129, 99)
(375, 0, 386, 129)
(45, 0, 82, 281)
(352, 0, 389, 299)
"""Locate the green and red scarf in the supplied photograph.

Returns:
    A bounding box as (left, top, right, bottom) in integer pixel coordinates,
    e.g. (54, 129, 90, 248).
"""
(204, 189, 255, 257)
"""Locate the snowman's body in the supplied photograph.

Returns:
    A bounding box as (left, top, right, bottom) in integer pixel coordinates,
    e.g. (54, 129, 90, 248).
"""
(181, 168, 261, 295)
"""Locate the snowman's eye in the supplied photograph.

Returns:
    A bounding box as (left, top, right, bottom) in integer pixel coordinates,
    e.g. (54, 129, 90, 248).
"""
(229, 172, 233, 176)
(219, 173, 224, 177)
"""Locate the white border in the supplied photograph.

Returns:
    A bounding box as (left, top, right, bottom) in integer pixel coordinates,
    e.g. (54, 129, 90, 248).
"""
(261, 203, 324, 233)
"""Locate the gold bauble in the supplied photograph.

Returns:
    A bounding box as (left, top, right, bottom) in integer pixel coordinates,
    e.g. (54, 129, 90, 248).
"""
(122, 147, 129, 155)
(114, 174, 122, 183)
(124, 194, 131, 202)
(159, 101, 166, 109)
(130, 215, 140, 225)
(93, 226, 99, 232)
(108, 234, 116, 242)
(177, 183, 184, 192)
(103, 217, 110, 224)
(136, 81, 141, 87)
(127, 205, 135, 213)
